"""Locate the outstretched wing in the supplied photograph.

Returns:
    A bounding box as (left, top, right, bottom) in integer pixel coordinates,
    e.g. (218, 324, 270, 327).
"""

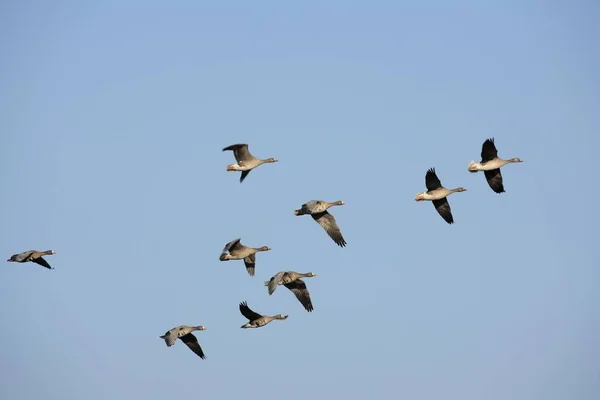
(312, 211, 347, 247)
(220, 238, 242, 260)
(243, 254, 256, 276)
(425, 168, 442, 191)
(240, 169, 251, 183)
(180, 333, 206, 359)
(432, 198, 454, 224)
(239, 301, 262, 322)
(484, 168, 505, 193)
(31, 256, 53, 270)
(284, 279, 314, 312)
(481, 138, 498, 162)
(267, 271, 286, 295)
(223, 144, 254, 163)
(160, 329, 178, 346)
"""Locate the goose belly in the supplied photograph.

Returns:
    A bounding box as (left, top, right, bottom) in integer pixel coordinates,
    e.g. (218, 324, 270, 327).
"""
(424, 191, 448, 201)
(480, 159, 507, 170)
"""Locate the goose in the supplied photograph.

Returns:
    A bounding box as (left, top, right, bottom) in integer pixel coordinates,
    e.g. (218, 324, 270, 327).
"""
(415, 168, 466, 224)
(265, 271, 316, 312)
(219, 238, 271, 277)
(294, 200, 347, 247)
(7, 250, 56, 270)
(239, 301, 288, 329)
(160, 325, 207, 359)
(223, 143, 278, 183)
(468, 137, 523, 193)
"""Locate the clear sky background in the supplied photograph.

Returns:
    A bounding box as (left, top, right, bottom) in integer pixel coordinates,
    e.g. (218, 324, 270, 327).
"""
(1, 1, 599, 399)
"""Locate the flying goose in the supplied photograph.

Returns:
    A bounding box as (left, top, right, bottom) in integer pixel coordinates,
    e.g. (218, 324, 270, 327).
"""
(160, 325, 207, 359)
(265, 271, 316, 312)
(239, 301, 288, 329)
(219, 238, 271, 277)
(468, 137, 523, 193)
(415, 168, 466, 224)
(223, 143, 278, 183)
(7, 250, 56, 270)
(294, 200, 347, 247)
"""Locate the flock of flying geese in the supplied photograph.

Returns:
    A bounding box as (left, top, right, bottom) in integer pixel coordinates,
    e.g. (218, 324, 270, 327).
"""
(6, 138, 522, 360)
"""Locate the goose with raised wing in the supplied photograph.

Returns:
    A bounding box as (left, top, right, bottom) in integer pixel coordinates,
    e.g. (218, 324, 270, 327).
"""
(219, 238, 271, 277)
(265, 271, 316, 312)
(294, 200, 347, 247)
(7, 250, 56, 270)
(223, 143, 278, 183)
(239, 301, 288, 329)
(468, 137, 522, 193)
(160, 325, 207, 359)
(415, 168, 466, 224)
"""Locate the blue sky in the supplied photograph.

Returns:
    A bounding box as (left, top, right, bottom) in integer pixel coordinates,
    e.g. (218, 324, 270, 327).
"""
(1, 1, 599, 399)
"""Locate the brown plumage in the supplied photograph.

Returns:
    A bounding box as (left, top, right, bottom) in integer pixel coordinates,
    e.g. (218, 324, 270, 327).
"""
(219, 238, 271, 276)
(294, 200, 347, 247)
(7, 250, 56, 270)
(223, 143, 278, 183)
(265, 271, 316, 312)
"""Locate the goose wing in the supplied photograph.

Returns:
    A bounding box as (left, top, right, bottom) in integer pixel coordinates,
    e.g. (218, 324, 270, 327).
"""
(481, 138, 498, 162)
(243, 254, 256, 276)
(267, 271, 286, 295)
(425, 168, 442, 191)
(239, 301, 262, 322)
(160, 328, 178, 346)
(180, 333, 206, 359)
(432, 198, 454, 224)
(223, 144, 254, 163)
(284, 278, 314, 312)
(240, 169, 251, 183)
(312, 211, 347, 247)
(484, 168, 505, 193)
(220, 238, 242, 260)
(31, 256, 53, 270)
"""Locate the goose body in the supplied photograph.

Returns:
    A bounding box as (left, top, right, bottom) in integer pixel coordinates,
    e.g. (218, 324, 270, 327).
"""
(294, 200, 347, 247)
(239, 301, 288, 329)
(223, 143, 278, 183)
(415, 168, 466, 224)
(7, 250, 56, 270)
(265, 271, 316, 312)
(468, 138, 522, 193)
(219, 238, 271, 276)
(160, 325, 207, 359)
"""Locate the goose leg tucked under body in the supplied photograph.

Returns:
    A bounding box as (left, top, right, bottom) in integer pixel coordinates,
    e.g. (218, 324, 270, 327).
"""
(415, 168, 466, 224)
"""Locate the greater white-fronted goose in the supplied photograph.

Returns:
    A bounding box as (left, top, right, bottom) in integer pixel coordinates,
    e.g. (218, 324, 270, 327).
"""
(239, 301, 288, 329)
(222, 143, 278, 183)
(468, 137, 523, 193)
(294, 200, 347, 247)
(219, 238, 271, 277)
(160, 325, 207, 359)
(265, 271, 316, 312)
(7, 250, 56, 270)
(415, 168, 466, 224)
